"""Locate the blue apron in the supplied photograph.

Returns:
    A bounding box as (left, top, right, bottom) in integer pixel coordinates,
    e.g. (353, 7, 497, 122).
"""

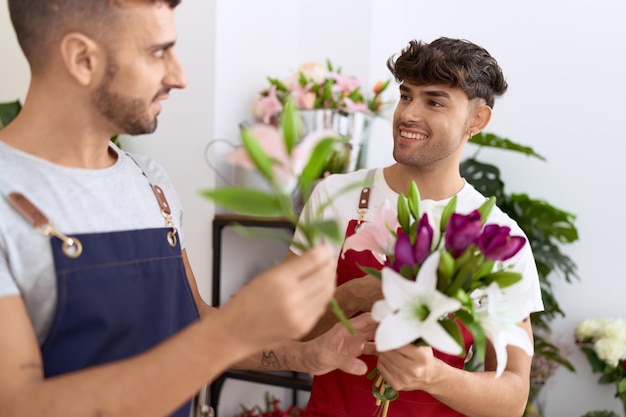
(2, 165, 200, 417)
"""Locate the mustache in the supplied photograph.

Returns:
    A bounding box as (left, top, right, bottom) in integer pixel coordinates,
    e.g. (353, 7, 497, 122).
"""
(153, 88, 171, 101)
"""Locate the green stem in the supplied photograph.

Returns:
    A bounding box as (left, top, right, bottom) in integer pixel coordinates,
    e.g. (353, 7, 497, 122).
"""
(329, 297, 356, 334)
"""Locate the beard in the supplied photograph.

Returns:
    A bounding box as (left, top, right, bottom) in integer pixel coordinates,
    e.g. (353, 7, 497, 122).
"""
(91, 59, 158, 136)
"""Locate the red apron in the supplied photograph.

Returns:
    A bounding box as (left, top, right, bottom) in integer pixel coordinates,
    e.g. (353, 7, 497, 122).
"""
(305, 174, 472, 417)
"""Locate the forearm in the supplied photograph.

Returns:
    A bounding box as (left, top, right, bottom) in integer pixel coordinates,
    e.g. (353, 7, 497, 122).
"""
(232, 340, 309, 373)
(7, 314, 255, 417)
(426, 363, 528, 417)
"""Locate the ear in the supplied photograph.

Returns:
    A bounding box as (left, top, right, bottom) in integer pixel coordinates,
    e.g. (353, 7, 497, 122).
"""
(59, 33, 104, 86)
(466, 102, 492, 138)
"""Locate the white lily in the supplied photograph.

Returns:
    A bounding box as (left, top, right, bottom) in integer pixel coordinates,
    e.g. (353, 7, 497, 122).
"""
(372, 251, 463, 355)
(476, 282, 534, 377)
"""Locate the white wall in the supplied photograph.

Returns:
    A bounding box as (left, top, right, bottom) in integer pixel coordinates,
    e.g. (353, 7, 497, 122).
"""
(2, 0, 626, 415)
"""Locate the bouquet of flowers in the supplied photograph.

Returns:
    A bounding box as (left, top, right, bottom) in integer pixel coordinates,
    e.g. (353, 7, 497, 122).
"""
(253, 60, 390, 125)
(233, 392, 304, 417)
(341, 182, 534, 416)
(575, 318, 626, 415)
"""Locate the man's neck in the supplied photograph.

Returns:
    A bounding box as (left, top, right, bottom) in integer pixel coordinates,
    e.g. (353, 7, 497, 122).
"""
(382, 163, 464, 201)
(0, 97, 118, 169)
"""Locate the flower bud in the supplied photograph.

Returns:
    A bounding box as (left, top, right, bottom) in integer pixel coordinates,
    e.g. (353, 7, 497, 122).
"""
(444, 210, 482, 257)
(475, 224, 526, 261)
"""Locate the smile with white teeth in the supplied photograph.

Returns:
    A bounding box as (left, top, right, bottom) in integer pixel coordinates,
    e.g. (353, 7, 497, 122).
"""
(400, 130, 427, 140)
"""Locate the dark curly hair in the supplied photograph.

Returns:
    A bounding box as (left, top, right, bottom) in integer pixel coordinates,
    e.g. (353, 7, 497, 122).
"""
(9, 0, 181, 71)
(387, 37, 508, 108)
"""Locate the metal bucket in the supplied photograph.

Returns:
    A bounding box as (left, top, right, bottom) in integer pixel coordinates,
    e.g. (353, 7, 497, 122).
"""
(300, 109, 373, 172)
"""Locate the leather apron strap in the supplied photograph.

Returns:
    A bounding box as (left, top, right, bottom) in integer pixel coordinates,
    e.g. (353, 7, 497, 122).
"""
(0, 160, 198, 417)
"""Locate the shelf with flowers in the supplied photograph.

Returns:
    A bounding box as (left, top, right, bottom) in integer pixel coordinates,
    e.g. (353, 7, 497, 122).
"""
(575, 318, 626, 416)
(252, 60, 391, 175)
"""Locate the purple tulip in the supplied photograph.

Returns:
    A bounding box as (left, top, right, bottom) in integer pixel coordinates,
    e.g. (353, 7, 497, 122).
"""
(414, 213, 433, 264)
(475, 224, 526, 261)
(391, 231, 415, 271)
(445, 210, 483, 257)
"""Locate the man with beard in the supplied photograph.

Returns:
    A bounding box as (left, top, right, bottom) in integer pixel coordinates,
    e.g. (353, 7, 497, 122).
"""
(290, 38, 544, 416)
(0, 1, 378, 416)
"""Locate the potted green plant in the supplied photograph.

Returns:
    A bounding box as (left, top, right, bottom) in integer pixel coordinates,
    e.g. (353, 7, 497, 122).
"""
(461, 132, 578, 412)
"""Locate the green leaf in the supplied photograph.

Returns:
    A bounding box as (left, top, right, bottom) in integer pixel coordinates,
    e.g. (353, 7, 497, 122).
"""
(460, 158, 506, 203)
(200, 187, 283, 217)
(618, 377, 626, 394)
(468, 132, 547, 161)
(0, 100, 22, 129)
(280, 97, 300, 154)
(407, 181, 421, 221)
(477, 196, 496, 224)
(580, 346, 607, 374)
(436, 251, 455, 291)
(229, 223, 295, 246)
(266, 76, 289, 92)
(472, 259, 495, 281)
(440, 194, 457, 232)
(484, 270, 523, 289)
(298, 219, 342, 245)
(358, 265, 382, 279)
(299, 137, 339, 189)
(456, 310, 486, 362)
(446, 250, 482, 294)
(440, 319, 465, 355)
(240, 127, 275, 182)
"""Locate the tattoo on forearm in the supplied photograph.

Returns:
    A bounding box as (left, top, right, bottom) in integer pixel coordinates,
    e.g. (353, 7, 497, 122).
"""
(260, 351, 280, 369)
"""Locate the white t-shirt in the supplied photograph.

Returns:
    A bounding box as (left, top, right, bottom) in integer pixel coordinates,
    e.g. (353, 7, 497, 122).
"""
(292, 167, 544, 319)
(0, 141, 185, 343)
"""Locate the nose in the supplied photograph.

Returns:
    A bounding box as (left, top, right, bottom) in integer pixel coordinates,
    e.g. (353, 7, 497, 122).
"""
(399, 101, 423, 123)
(164, 51, 187, 90)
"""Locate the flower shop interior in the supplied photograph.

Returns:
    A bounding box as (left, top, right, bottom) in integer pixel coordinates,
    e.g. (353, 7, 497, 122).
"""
(1, 0, 625, 416)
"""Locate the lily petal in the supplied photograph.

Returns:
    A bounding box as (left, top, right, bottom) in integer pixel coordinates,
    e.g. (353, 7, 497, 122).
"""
(374, 263, 463, 356)
(477, 282, 534, 377)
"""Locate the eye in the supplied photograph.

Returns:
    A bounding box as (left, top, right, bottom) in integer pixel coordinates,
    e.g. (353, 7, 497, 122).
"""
(153, 49, 166, 59)
(428, 100, 443, 108)
(400, 94, 412, 102)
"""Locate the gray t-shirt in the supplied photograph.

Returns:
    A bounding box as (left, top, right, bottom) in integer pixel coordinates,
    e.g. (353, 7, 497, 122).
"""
(0, 141, 185, 343)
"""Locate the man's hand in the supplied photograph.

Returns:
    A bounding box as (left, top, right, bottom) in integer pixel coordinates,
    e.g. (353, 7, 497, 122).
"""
(301, 274, 383, 341)
(299, 313, 378, 376)
(376, 344, 443, 391)
(218, 245, 336, 351)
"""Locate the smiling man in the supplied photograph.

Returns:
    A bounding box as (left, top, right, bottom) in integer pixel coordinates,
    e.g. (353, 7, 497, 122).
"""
(0, 1, 378, 416)
(290, 37, 544, 416)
